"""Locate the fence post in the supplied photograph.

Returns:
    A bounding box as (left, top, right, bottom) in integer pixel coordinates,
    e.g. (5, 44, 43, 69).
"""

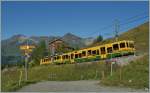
(119, 67, 122, 81)
(19, 70, 23, 86)
(95, 70, 98, 79)
(110, 62, 113, 76)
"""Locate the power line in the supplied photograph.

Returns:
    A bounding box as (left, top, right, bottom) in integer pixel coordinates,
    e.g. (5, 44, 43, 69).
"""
(120, 15, 149, 31)
(120, 15, 148, 26)
(84, 11, 148, 38)
(84, 24, 114, 37)
(104, 15, 148, 37)
(120, 11, 148, 23)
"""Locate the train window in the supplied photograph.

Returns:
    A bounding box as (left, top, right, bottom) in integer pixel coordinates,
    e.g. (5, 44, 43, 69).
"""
(65, 55, 68, 59)
(54, 57, 56, 60)
(97, 49, 99, 55)
(82, 51, 86, 56)
(126, 42, 129, 47)
(75, 54, 78, 58)
(57, 56, 59, 60)
(88, 50, 91, 55)
(107, 47, 113, 53)
(113, 44, 119, 50)
(92, 50, 96, 55)
(68, 56, 70, 59)
(100, 47, 106, 54)
(62, 55, 65, 59)
(79, 53, 82, 58)
(129, 43, 134, 48)
(120, 43, 125, 48)
(71, 54, 74, 59)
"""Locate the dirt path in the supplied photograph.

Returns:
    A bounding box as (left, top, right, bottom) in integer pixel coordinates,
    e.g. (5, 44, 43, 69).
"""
(17, 80, 147, 92)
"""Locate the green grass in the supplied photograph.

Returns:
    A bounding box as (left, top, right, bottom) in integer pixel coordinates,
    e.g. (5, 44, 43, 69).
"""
(1, 61, 106, 92)
(101, 55, 149, 89)
(2, 54, 149, 91)
(1, 22, 149, 91)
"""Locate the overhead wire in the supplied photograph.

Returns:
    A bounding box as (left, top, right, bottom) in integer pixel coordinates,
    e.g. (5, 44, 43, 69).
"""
(83, 11, 148, 38)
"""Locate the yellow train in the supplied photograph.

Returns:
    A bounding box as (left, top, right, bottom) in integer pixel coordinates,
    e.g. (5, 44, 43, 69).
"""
(40, 40, 135, 65)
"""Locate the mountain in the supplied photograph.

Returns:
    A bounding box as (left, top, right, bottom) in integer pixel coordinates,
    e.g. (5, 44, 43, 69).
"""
(1, 33, 94, 66)
(1, 34, 26, 56)
(61, 33, 95, 48)
(62, 33, 85, 48)
(83, 37, 95, 46)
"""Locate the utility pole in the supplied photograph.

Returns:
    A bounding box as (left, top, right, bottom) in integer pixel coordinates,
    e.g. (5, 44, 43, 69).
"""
(25, 40, 29, 81)
(25, 54, 28, 81)
(114, 19, 120, 41)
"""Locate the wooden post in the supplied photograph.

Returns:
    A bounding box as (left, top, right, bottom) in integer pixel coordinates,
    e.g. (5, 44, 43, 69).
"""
(25, 55, 28, 81)
(95, 70, 97, 79)
(119, 67, 122, 81)
(110, 62, 113, 76)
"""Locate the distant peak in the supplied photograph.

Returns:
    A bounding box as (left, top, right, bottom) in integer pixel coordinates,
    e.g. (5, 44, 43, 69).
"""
(64, 32, 74, 36)
(12, 34, 26, 38)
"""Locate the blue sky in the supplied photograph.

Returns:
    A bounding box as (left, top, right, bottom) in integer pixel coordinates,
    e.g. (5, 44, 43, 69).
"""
(2, 1, 149, 40)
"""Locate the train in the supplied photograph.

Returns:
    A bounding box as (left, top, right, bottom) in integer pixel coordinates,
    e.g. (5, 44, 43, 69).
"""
(40, 40, 135, 65)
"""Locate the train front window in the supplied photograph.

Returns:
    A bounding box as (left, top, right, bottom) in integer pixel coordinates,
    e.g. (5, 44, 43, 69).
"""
(107, 47, 113, 53)
(100, 47, 106, 54)
(113, 44, 119, 50)
(129, 43, 134, 48)
(120, 43, 125, 48)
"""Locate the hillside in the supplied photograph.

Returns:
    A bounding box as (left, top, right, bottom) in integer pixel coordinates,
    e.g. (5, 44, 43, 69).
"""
(92, 22, 149, 54)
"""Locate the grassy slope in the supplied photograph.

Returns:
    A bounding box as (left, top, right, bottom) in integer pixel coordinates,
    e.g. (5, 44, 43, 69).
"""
(1, 22, 149, 91)
(1, 62, 106, 92)
(92, 22, 149, 54)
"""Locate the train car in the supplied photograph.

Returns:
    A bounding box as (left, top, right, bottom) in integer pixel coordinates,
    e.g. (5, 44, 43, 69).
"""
(40, 56, 52, 65)
(40, 40, 135, 65)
